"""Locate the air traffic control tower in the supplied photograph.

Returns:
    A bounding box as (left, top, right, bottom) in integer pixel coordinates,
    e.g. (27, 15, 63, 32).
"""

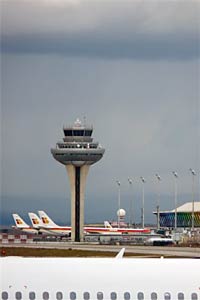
(51, 119, 105, 242)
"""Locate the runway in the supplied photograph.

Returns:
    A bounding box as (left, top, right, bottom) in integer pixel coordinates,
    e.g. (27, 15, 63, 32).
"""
(2, 242, 200, 258)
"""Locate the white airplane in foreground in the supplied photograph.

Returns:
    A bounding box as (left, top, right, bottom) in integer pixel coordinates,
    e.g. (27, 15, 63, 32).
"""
(0, 249, 199, 300)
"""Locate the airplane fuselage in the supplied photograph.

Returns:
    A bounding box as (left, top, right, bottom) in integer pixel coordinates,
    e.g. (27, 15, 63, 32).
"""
(40, 226, 150, 236)
(1, 257, 199, 300)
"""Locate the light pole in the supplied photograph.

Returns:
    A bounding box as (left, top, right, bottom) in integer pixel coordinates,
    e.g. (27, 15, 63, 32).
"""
(140, 177, 146, 228)
(128, 178, 133, 227)
(189, 168, 196, 232)
(172, 171, 178, 231)
(116, 180, 121, 227)
(155, 174, 161, 230)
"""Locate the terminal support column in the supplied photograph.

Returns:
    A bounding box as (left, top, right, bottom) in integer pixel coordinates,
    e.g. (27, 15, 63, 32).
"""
(66, 164, 89, 242)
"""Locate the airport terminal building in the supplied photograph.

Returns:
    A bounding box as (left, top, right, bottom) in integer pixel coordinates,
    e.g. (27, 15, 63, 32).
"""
(154, 202, 200, 228)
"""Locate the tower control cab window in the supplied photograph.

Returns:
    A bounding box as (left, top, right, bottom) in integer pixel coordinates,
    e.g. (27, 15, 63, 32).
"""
(73, 130, 84, 136)
(85, 130, 92, 136)
(64, 130, 73, 136)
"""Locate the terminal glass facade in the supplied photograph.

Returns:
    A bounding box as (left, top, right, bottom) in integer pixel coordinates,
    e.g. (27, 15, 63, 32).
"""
(158, 212, 200, 228)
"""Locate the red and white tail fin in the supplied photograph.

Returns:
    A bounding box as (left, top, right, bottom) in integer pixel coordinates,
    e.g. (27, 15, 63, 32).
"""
(104, 221, 113, 229)
(38, 211, 59, 227)
(12, 214, 29, 229)
(28, 212, 44, 228)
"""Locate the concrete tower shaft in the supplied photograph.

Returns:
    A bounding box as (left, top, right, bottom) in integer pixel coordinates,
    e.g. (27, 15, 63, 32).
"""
(51, 119, 105, 242)
(66, 164, 89, 242)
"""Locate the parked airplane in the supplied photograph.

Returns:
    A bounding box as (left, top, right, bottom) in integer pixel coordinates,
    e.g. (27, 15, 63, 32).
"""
(1, 251, 199, 300)
(103, 221, 151, 234)
(12, 214, 39, 234)
(37, 210, 119, 235)
(13, 211, 150, 236)
(28, 213, 56, 235)
(13, 212, 111, 236)
(29, 212, 71, 236)
(38, 211, 151, 235)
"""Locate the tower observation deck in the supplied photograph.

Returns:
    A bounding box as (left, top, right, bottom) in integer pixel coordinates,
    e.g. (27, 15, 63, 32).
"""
(51, 119, 105, 242)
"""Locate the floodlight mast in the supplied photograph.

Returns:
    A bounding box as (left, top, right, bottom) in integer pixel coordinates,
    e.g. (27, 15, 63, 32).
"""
(172, 171, 178, 231)
(128, 178, 133, 227)
(140, 177, 146, 228)
(116, 180, 121, 227)
(189, 168, 196, 232)
(155, 174, 161, 230)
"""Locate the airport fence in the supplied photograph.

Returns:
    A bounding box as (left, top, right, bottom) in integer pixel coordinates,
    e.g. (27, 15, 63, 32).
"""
(0, 234, 33, 244)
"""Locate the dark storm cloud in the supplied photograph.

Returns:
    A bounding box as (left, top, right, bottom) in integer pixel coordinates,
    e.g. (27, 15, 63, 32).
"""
(2, 32, 199, 60)
(1, 0, 200, 225)
(1, 0, 199, 60)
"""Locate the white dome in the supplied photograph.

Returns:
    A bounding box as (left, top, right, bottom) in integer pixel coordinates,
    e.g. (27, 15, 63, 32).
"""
(117, 209, 126, 217)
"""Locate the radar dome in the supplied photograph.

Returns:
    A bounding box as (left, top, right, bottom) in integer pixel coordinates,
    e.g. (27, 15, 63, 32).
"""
(117, 209, 126, 217)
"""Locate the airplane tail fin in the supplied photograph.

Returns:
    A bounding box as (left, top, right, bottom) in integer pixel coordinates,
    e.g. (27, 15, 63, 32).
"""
(115, 248, 125, 259)
(28, 212, 44, 228)
(38, 210, 58, 227)
(104, 221, 113, 229)
(12, 214, 29, 228)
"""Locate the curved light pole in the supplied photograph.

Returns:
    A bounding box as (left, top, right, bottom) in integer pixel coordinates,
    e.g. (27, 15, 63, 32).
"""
(116, 180, 121, 227)
(128, 178, 133, 227)
(155, 174, 161, 230)
(172, 171, 178, 231)
(189, 168, 196, 232)
(140, 177, 146, 228)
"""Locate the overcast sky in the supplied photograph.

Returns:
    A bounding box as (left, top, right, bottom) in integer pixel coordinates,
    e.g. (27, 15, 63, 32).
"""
(1, 0, 200, 226)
